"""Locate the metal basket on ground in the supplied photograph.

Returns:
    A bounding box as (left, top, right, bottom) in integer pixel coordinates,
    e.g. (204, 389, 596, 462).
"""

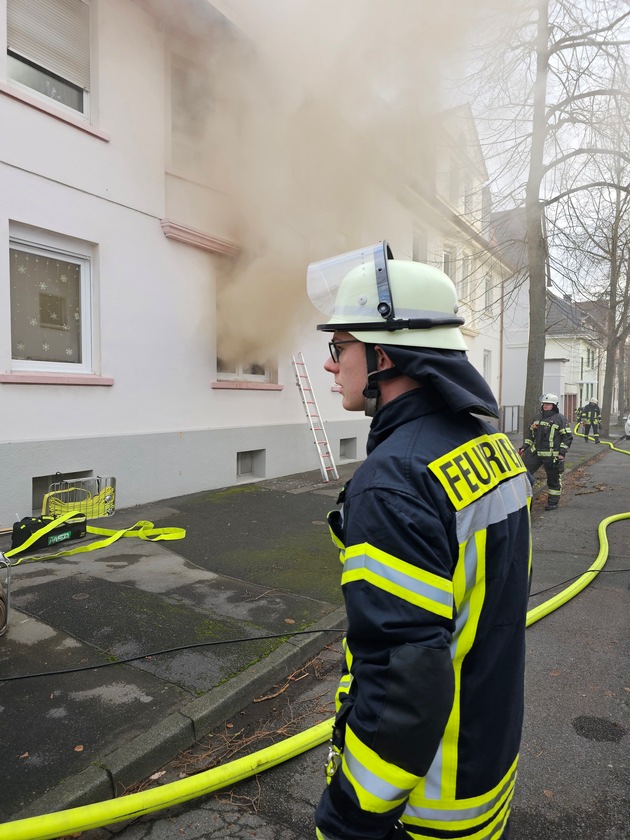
(42, 476, 116, 519)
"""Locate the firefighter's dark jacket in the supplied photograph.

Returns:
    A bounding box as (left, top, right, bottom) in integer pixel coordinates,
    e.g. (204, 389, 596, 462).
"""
(523, 408, 573, 458)
(315, 387, 532, 840)
(577, 403, 601, 425)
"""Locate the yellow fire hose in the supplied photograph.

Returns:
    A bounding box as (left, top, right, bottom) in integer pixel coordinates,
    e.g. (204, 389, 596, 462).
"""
(1, 510, 629, 838)
(573, 422, 629, 455)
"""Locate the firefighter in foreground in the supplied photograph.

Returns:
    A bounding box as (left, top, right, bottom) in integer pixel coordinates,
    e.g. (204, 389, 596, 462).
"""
(577, 397, 601, 443)
(307, 242, 532, 840)
(520, 395, 573, 511)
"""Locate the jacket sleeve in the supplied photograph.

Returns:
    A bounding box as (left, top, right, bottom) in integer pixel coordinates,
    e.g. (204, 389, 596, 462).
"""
(558, 415, 573, 452)
(523, 420, 535, 450)
(315, 487, 455, 840)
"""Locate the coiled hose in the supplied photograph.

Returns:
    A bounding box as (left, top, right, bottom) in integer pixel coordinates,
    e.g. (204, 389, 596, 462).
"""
(1, 503, 629, 839)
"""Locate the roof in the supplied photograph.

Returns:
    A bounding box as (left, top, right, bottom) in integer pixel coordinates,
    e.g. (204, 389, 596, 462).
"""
(546, 292, 601, 341)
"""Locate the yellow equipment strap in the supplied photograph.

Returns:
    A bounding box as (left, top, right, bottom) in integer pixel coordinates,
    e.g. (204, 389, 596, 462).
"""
(5, 511, 185, 565)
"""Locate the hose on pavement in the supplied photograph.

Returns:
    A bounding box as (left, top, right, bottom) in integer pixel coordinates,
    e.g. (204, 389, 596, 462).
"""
(1, 507, 629, 839)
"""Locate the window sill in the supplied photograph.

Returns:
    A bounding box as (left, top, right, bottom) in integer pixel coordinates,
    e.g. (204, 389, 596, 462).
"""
(211, 381, 284, 391)
(0, 373, 114, 386)
(0, 82, 110, 141)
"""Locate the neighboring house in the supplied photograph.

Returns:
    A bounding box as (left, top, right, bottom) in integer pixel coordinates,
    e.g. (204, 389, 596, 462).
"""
(545, 292, 604, 421)
(0, 0, 514, 525)
(493, 207, 607, 426)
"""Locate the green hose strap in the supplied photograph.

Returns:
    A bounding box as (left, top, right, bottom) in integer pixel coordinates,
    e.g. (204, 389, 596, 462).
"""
(5, 515, 185, 565)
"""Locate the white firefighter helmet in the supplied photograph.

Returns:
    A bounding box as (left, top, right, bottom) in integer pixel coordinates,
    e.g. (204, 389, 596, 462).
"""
(540, 393, 559, 405)
(590, 397, 599, 404)
(307, 241, 467, 350)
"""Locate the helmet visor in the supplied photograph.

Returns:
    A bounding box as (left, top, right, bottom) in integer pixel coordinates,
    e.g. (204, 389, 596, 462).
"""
(307, 241, 393, 319)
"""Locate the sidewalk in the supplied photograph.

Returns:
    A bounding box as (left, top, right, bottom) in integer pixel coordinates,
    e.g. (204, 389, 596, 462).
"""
(0, 424, 628, 829)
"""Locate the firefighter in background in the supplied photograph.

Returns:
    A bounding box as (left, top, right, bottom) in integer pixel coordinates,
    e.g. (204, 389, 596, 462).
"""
(520, 394, 573, 511)
(577, 397, 601, 443)
(308, 242, 531, 840)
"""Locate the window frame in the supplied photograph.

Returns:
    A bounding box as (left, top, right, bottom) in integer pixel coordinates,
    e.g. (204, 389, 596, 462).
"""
(6, 0, 91, 119)
(442, 245, 456, 283)
(483, 349, 492, 383)
(9, 227, 94, 375)
(215, 358, 275, 384)
(460, 252, 472, 300)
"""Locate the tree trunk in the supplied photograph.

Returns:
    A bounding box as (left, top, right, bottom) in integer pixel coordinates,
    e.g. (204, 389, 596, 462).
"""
(601, 333, 618, 437)
(524, 0, 550, 427)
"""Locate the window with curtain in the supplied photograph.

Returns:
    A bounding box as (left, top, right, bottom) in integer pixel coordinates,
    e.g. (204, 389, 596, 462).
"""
(7, 0, 90, 115)
(9, 233, 93, 373)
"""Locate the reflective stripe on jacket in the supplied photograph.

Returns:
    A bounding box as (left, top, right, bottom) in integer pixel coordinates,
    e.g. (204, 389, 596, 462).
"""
(315, 388, 532, 840)
(577, 404, 601, 424)
(523, 409, 573, 457)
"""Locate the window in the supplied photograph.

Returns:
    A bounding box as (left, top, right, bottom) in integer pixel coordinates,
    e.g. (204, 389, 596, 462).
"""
(412, 226, 427, 262)
(9, 228, 93, 373)
(484, 274, 493, 312)
(216, 356, 273, 382)
(463, 179, 474, 216)
(483, 350, 492, 383)
(442, 246, 456, 282)
(215, 274, 275, 384)
(449, 159, 460, 205)
(460, 253, 471, 300)
(169, 52, 213, 177)
(7, 0, 91, 116)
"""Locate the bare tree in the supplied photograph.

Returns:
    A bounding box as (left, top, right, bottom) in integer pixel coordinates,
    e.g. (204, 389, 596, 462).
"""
(466, 0, 630, 425)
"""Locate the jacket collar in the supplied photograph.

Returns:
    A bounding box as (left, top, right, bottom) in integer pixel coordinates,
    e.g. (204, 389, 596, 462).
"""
(367, 387, 447, 454)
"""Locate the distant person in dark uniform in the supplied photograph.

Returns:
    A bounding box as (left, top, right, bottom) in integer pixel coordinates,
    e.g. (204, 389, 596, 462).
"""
(520, 394, 573, 511)
(577, 397, 601, 443)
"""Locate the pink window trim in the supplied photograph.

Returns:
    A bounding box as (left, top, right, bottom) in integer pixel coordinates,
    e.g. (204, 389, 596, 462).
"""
(0, 82, 110, 141)
(211, 381, 283, 391)
(0, 373, 114, 386)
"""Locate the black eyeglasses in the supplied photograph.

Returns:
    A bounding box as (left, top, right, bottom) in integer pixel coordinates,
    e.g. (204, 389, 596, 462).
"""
(328, 340, 360, 363)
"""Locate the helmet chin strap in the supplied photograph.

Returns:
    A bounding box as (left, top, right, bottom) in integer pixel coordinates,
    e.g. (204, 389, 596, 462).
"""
(362, 345, 401, 417)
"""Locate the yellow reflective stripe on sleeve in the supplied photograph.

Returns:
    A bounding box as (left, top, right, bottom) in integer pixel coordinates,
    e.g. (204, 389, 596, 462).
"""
(335, 672, 353, 710)
(328, 523, 345, 552)
(442, 529, 488, 800)
(438, 540, 467, 799)
(341, 543, 454, 619)
(429, 433, 526, 511)
(341, 724, 418, 813)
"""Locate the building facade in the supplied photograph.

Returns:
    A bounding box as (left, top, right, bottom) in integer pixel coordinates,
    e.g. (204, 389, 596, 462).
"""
(0, 0, 512, 525)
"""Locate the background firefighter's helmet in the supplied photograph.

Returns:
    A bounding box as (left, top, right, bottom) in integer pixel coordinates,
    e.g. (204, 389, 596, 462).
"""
(307, 241, 466, 350)
(540, 393, 559, 406)
(590, 397, 599, 404)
